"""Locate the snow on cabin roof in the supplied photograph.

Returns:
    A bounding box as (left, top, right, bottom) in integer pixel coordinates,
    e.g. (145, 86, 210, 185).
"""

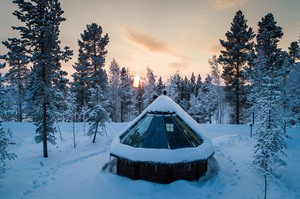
(110, 95, 215, 164)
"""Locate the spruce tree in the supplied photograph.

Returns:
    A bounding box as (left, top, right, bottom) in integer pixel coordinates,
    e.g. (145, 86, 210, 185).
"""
(188, 74, 203, 123)
(12, 0, 73, 157)
(189, 75, 217, 124)
(0, 121, 17, 182)
(155, 76, 165, 95)
(189, 73, 196, 94)
(135, 80, 146, 115)
(209, 55, 225, 124)
(194, 74, 202, 97)
(70, 54, 89, 116)
(119, 67, 133, 122)
(55, 70, 69, 122)
(64, 91, 78, 147)
(167, 72, 182, 104)
(202, 75, 218, 124)
(0, 64, 17, 182)
(179, 76, 191, 111)
(143, 67, 157, 106)
(87, 85, 109, 143)
(189, 95, 204, 123)
(218, 10, 255, 124)
(2, 38, 30, 122)
(108, 59, 121, 122)
(251, 13, 287, 199)
(287, 41, 300, 126)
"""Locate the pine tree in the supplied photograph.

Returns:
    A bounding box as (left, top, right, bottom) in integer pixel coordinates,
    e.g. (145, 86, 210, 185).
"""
(71, 23, 109, 115)
(108, 59, 121, 122)
(251, 13, 287, 199)
(12, 0, 73, 157)
(82, 23, 109, 92)
(2, 38, 30, 122)
(288, 41, 300, 61)
(218, 10, 255, 124)
(87, 85, 109, 143)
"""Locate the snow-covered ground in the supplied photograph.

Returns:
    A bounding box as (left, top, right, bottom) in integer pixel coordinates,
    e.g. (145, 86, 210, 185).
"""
(1, 122, 299, 199)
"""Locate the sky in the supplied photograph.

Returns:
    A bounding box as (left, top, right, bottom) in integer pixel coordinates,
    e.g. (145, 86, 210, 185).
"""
(0, 0, 299, 82)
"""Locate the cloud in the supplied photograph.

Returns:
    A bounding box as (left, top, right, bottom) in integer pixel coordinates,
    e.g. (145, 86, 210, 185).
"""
(167, 57, 196, 72)
(209, 0, 245, 10)
(168, 62, 187, 69)
(123, 27, 194, 73)
(127, 29, 169, 53)
(125, 28, 188, 61)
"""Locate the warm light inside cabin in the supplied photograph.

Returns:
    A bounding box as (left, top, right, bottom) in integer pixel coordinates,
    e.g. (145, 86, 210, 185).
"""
(133, 75, 141, 88)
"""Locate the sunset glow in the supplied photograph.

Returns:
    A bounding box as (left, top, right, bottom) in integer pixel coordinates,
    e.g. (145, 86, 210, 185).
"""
(133, 75, 141, 88)
(0, 0, 299, 81)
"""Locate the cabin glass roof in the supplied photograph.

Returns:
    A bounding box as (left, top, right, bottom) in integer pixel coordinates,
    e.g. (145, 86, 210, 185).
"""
(120, 112, 203, 149)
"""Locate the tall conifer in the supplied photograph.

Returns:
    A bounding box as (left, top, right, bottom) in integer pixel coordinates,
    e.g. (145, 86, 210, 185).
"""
(12, 0, 72, 157)
(2, 38, 29, 122)
(218, 10, 255, 124)
(251, 13, 287, 199)
(108, 59, 121, 122)
(119, 67, 133, 122)
(71, 23, 109, 117)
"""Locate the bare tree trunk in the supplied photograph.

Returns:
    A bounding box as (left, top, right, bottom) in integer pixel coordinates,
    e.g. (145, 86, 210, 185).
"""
(43, 96, 48, 158)
(236, 62, 240, 124)
(42, 53, 48, 158)
(264, 173, 267, 199)
(92, 121, 99, 143)
(72, 121, 76, 148)
(18, 84, 23, 122)
(56, 121, 63, 141)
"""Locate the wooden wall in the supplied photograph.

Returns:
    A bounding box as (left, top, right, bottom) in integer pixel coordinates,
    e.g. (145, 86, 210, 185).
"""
(116, 157, 208, 184)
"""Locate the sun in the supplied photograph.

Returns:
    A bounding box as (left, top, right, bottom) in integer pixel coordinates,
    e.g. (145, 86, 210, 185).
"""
(133, 75, 141, 88)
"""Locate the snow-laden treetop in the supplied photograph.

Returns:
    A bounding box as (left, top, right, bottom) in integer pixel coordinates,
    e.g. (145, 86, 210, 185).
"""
(110, 95, 215, 163)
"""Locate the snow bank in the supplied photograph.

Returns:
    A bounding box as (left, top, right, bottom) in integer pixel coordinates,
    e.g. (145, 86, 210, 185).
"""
(1, 122, 299, 199)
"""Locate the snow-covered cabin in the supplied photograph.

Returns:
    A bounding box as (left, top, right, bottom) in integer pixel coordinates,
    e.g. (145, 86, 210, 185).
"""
(110, 95, 215, 183)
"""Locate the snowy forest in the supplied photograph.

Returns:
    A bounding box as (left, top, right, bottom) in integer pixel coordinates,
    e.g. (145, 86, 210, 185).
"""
(0, 1, 300, 199)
